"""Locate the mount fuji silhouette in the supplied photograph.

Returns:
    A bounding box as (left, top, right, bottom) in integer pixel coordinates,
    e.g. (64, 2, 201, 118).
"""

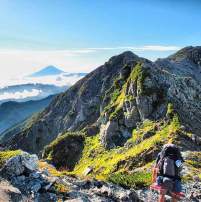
(29, 66, 65, 77)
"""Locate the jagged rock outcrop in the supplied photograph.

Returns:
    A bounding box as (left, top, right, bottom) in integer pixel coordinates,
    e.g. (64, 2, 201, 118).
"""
(0, 151, 58, 201)
(0, 179, 24, 202)
(99, 47, 201, 148)
(2, 46, 201, 153)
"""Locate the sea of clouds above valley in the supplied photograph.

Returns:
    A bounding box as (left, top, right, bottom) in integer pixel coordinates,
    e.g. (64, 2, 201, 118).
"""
(0, 74, 84, 101)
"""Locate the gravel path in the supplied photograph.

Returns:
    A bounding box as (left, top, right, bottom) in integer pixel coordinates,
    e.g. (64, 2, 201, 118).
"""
(137, 181, 201, 202)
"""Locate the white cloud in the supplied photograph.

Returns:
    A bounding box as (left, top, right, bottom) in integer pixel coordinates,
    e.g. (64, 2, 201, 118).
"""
(0, 73, 85, 88)
(0, 89, 42, 100)
(0, 49, 99, 81)
(87, 45, 180, 52)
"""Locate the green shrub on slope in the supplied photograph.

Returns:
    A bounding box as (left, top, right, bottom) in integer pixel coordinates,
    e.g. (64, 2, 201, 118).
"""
(43, 132, 84, 170)
(108, 171, 152, 189)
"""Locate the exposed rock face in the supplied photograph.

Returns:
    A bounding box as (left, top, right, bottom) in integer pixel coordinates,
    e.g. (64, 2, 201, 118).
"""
(0, 179, 24, 202)
(100, 121, 121, 149)
(155, 46, 201, 135)
(99, 61, 166, 148)
(0, 151, 59, 201)
(99, 47, 201, 148)
(3, 46, 201, 152)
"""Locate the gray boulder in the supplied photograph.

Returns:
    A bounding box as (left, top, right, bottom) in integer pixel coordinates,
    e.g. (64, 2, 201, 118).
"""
(0, 152, 38, 178)
(100, 121, 121, 149)
(21, 153, 38, 171)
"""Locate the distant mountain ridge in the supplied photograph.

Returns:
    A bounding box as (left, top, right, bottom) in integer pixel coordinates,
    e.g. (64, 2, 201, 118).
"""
(29, 66, 65, 77)
(0, 94, 55, 135)
(0, 83, 67, 104)
(63, 72, 87, 77)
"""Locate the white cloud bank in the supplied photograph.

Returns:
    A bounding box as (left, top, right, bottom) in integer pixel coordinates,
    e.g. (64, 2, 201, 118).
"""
(0, 89, 42, 100)
(0, 74, 85, 88)
(0, 73, 86, 102)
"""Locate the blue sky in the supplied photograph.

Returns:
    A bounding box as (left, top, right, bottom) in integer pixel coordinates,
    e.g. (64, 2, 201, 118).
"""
(0, 0, 201, 77)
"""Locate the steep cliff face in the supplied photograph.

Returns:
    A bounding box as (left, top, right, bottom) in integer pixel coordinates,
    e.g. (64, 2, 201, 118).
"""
(99, 61, 165, 148)
(3, 47, 201, 156)
(156, 46, 201, 134)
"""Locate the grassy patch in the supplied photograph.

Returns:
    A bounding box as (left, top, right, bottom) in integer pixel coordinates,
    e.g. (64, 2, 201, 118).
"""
(111, 89, 121, 103)
(0, 150, 22, 168)
(39, 160, 63, 177)
(130, 63, 143, 82)
(68, 115, 180, 184)
(183, 151, 201, 181)
(130, 63, 150, 94)
(108, 171, 152, 189)
(129, 120, 156, 143)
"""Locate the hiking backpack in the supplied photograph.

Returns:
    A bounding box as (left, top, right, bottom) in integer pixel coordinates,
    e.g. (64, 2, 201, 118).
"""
(157, 144, 182, 179)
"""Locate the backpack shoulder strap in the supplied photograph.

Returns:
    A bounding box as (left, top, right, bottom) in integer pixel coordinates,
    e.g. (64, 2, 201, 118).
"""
(157, 156, 165, 175)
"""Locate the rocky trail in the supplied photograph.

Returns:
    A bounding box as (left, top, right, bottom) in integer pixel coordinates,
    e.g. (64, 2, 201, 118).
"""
(0, 151, 142, 202)
(137, 181, 201, 202)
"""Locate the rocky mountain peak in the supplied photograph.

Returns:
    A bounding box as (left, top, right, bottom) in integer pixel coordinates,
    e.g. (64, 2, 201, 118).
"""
(156, 46, 201, 83)
(106, 51, 139, 66)
(169, 46, 201, 65)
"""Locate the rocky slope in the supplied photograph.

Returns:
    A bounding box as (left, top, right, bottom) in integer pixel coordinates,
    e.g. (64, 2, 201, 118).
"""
(1, 46, 201, 201)
(0, 149, 200, 201)
(0, 150, 141, 201)
(3, 47, 201, 153)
